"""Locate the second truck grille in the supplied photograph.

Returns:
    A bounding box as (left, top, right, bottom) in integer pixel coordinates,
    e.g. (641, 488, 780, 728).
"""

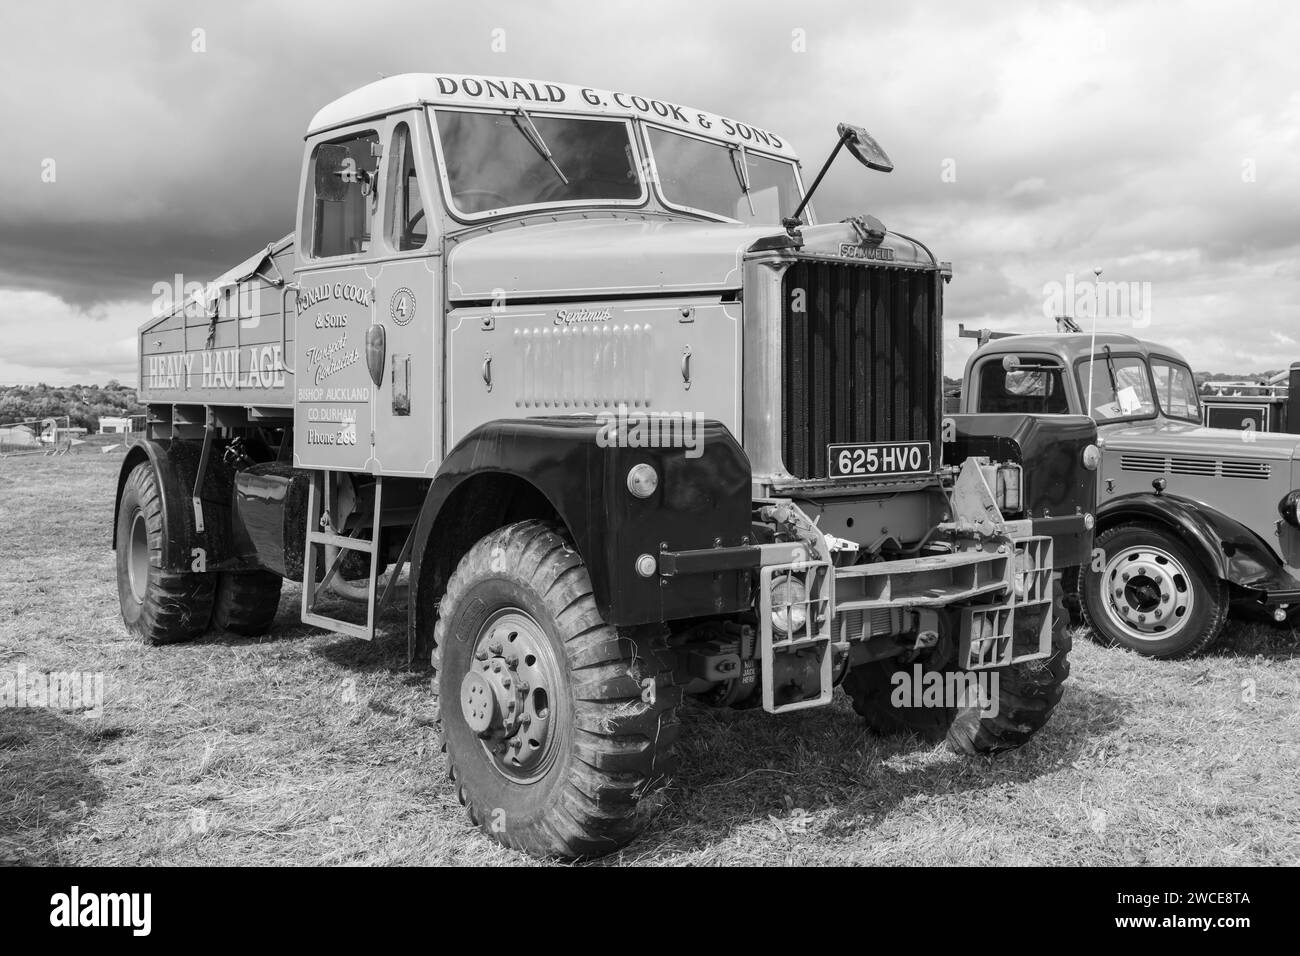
(780, 260, 941, 480)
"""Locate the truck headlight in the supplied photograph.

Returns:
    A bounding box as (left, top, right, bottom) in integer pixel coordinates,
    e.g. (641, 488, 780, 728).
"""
(626, 463, 658, 498)
(996, 463, 1022, 513)
(1279, 490, 1300, 527)
(1082, 444, 1101, 471)
(770, 576, 808, 636)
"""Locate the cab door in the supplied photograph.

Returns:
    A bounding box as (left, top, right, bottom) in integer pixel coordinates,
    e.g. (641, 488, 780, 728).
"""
(368, 112, 440, 476)
(294, 124, 384, 473)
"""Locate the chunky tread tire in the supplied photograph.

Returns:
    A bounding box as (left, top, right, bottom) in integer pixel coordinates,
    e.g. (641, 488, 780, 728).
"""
(845, 585, 1072, 755)
(212, 571, 283, 636)
(431, 520, 680, 859)
(115, 462, 214, 645)
(1078, 522, 1228, 659)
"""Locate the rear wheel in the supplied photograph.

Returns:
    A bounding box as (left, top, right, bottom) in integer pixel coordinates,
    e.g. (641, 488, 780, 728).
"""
(431, 520, 680, 859)
(845, 584, 1072, 755)
(1079, 522, 1228, 658)
(115, 462, 214, 645)
(212, 571, 283, 636)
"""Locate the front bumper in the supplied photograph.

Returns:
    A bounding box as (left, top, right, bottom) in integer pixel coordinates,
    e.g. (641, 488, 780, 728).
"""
(662, 531, 1058, 714)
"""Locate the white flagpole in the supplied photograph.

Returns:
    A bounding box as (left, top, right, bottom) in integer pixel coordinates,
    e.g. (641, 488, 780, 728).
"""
(1086, 267, 1102, 418)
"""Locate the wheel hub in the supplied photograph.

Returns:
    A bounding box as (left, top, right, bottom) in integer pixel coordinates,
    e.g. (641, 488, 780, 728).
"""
(127, 511, 149, 603)
(459, 668, 509, 734)
(1102, 545, 1193, 640)
(459, 608, 559, 781)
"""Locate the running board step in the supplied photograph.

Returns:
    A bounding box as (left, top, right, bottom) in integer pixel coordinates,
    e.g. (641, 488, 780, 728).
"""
(300, 472, 387, 641)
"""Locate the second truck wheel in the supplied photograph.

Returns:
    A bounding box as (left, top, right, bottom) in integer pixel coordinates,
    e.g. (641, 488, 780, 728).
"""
(1079, 522, 1228, 658)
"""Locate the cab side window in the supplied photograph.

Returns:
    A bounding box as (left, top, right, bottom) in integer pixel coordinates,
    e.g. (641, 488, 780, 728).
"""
(386, 122, 427, 251)
(309, 131, 379, 258)
(976, 361, 1069, 414)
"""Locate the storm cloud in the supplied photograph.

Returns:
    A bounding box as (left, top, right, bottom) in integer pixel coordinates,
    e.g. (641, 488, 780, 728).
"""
(0, 0, 1296, 382)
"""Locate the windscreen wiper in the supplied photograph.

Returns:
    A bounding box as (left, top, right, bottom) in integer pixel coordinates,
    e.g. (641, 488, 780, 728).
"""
(1102, 344, 1120, 395)
(511, 107, 569, 186)
(730, 147, 755, 217)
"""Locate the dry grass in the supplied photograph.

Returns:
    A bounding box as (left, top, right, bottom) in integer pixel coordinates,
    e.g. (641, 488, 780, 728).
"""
(1, 452, 1297, 866)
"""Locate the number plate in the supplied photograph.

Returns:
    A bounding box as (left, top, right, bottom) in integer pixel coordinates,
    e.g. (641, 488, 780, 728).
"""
(828, 441, 932, 480)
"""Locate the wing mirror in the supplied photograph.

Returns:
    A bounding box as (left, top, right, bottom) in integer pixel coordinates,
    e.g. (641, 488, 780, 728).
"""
(837, 123, 894, 173)
(783, 121, 894, 233)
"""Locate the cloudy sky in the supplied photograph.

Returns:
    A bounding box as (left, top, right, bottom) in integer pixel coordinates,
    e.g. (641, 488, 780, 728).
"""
(0, 0, 1296, 384)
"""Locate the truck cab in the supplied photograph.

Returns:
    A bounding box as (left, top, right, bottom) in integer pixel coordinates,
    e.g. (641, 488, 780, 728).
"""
(962, 332, 1300, 657)
(118, 74, 1098, 858)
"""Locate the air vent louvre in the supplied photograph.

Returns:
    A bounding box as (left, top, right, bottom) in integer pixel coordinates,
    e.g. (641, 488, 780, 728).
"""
(1119, 455, 1166, 473)
(1220, 459, 1271, 480)
(1119, 454, 1271, 480)
(1169, 458, 1216, 476)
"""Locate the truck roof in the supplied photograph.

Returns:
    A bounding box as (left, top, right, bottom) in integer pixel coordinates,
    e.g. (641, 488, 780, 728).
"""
(971, 331, 1191, 366)
(307, 73, 799, 159)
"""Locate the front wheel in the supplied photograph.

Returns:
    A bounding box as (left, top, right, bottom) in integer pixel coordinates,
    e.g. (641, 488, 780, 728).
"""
(431, 520, 681, 859)
(845, 584, 1072, 755)
(1079, 522, 1228, 658)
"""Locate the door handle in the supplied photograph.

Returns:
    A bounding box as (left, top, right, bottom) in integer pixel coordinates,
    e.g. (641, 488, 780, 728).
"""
(482, 352, 493, 392)
(681, 347, 692, 390)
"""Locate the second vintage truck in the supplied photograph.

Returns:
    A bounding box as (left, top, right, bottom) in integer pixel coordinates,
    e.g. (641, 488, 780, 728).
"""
(962, 331, 1300, 658)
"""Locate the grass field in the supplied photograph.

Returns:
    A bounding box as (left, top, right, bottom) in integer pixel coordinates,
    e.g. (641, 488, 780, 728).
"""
(1, 453, 1297, 866)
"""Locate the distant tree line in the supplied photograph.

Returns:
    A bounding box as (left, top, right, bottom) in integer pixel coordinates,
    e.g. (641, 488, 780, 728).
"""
(0, 382, 144, 430)
(1195, 370, 1284, 385)
(0, 371, 1283, 430)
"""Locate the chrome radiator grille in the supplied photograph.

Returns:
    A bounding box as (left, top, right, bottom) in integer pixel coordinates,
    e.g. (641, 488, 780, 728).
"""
(780, 261, 941, 480)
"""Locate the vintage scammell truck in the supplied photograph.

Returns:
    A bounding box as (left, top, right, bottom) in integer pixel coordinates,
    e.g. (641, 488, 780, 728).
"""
(116, 74, 1097, 857)
(962, 332, 1300, 658)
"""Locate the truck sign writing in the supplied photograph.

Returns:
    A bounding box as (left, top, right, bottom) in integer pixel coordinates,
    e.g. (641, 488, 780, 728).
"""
(295, 281, 373, 314)
(294, 266, 373, 471)
(144, 345, 287, 391)
(429, 75, 788, 150)
(309, 74, 796, 158)
(303, 332, 361, 385)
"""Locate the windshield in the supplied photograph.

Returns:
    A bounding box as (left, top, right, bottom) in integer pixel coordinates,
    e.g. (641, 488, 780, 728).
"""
(1151, 359, 1201, 422)
(976, 360, 1070, 414)
(434, 109, 644, 217)
(1077, 354, 1157, 421)
(648, 126, 802, 224)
